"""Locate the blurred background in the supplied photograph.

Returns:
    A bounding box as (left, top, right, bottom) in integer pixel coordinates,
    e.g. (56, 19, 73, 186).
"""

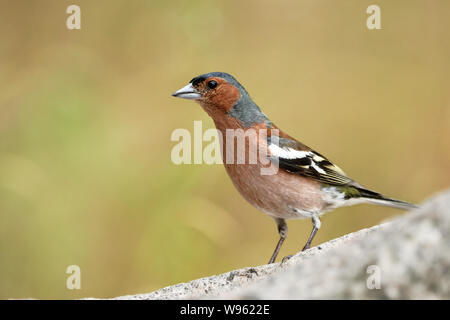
(0, 0, 449, 299)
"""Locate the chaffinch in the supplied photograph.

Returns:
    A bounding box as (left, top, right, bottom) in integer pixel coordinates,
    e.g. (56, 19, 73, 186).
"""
(172, 72, 417, 264)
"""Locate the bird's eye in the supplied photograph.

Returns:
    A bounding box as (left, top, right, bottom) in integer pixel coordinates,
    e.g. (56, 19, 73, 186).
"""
(207, 80, 218, 89)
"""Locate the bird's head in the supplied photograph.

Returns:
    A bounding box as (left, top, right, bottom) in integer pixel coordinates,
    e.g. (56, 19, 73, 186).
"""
(172, 72, 269, 127)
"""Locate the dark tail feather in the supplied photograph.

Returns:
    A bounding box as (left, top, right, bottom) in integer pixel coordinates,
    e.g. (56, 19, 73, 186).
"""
(357, 187, 419, 210)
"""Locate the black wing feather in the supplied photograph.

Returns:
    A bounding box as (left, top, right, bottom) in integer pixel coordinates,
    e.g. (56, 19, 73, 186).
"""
(268, 137, 354, 186)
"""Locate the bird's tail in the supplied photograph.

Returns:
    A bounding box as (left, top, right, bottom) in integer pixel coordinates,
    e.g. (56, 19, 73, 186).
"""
(357, 187, 419, 211)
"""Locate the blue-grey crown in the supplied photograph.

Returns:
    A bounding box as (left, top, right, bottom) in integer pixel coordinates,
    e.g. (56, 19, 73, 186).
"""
(190, 72, 248, 95)
(190, 72, 270, 127)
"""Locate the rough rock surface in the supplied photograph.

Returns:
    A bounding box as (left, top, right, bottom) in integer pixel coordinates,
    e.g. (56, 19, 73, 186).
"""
(112, 189, 450, 300)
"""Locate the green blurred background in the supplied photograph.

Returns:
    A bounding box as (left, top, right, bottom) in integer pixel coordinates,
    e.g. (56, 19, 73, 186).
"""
(0, 0, 449, 299)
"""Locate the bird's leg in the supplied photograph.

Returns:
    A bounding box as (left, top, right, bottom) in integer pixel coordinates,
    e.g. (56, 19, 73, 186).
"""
(281, 216, 322, 264)
(302, 215, 321, 251)
(268, 218, 288, 264)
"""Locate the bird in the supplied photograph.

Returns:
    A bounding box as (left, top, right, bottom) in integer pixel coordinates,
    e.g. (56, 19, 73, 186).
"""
(172, 72, 418, 264)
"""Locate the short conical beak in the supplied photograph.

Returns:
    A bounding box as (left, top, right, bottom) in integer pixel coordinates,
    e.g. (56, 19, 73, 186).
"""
(172, 83, 202, 100)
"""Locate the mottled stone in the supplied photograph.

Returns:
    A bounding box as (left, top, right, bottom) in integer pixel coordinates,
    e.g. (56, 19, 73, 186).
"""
(106, 189, 449, 300)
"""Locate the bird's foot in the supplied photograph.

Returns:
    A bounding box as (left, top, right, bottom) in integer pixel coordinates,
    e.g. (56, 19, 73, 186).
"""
(281, 255, 293, 264)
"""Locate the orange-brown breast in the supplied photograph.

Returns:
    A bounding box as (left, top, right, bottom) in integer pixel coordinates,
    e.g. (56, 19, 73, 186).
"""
(209, 115, 325, 220)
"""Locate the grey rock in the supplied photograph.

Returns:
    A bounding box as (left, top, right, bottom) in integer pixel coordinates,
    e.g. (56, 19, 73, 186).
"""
(110, 189, 450, 300)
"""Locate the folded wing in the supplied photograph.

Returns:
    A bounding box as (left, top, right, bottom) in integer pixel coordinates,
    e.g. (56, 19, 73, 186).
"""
(267, 136, 353, 186)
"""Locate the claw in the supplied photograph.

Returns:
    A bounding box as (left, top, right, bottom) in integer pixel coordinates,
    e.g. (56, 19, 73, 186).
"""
(281, 254, 293, 264)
